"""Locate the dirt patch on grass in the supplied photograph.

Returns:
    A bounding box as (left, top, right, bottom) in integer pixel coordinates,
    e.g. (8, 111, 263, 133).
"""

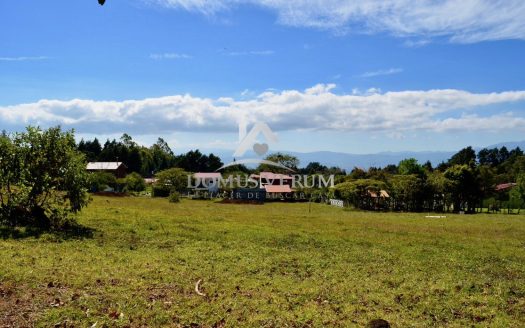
(0, 284, 41, 327)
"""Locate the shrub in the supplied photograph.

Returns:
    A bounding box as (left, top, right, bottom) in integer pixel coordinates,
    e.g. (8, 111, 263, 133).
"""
(152, 185, 170, 197)
(151, 168, 189, 197)
(124, 172, 146, 192)
(0, 127, 90, 229)
(168, 191, 180, 203)
(89, 172, 117, 192)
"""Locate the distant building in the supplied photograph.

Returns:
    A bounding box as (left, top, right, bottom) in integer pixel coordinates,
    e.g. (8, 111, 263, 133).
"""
(495, 182, 517, 192)
(251, 172, 294, 197)
(368, 190, 390, 199)
(86, 162, 127, 178)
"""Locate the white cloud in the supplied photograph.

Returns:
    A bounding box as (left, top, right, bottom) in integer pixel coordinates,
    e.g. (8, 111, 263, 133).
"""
(358, 68, 403, 78)
(2, 85, 525, 136)
(150, 0, 525, 43)
(150, 53, 192, 60)
(0, 56, 48, 61)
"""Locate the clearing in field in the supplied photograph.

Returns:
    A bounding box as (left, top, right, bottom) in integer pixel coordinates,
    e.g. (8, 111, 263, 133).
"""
(1, 197, 525, 327)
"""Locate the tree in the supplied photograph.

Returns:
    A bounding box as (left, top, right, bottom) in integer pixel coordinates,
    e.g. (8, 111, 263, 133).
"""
(0, 127, 90, 229)
(153, 168, 190, 197)
(427, 171, 448, 212)
(89, 172, 117, 192)
(448, 146, 476, 166)
(124, 172, 146, 192)
(514, 173, 525, 213)
(398, 158, 424, 176)
(258, 153, 299, 172)
(303, 162, 328, 174)
(207, 153, 224, 171)
(348, 167, 367, 180)
(389, 174, 426, 211)
(334, 179, 386, 209)
(444, 164, 481, 213)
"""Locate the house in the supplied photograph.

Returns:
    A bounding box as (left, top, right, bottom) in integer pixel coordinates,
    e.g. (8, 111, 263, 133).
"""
(367, 189, 390, 210)
(368, 190, 390, 199)
(495, 182, 517, 192)
(86, 162, 127, 178)
(251, 172, 294, 198)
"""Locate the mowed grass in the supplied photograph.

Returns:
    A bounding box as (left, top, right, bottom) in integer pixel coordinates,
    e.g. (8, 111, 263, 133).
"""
(1, 197, 525, 327)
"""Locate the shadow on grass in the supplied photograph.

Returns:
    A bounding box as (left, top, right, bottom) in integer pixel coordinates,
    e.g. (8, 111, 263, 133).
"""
(0, 223, 96, 240)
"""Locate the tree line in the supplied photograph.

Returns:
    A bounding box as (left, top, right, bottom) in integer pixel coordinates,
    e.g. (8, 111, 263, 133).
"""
(330, 146, 525, 213)
(78, 134, 525, 213)
(78, 134, 223, 177)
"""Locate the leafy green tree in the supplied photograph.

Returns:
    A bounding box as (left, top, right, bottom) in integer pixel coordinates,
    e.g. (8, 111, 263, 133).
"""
(0, 127, 90, 229)
(427, 170, 449, 212)
(449, 146, 476, 166)
(389, 174, 427, 211)
(348, 167, 367, 179)
(334, 179, 386, 209)
(398, 158, 424, 176)
(153, 168, 190, 197)
(512, 173, 525, 213)
(175, 150, 223, 172)
(89, 172, 117, 192)
(303, 162, 328, 174)
(259, 153, 299, 171)
(258, 152, 299, 172)
(444, 164, 481, 213)
(124, 172, 146, 192)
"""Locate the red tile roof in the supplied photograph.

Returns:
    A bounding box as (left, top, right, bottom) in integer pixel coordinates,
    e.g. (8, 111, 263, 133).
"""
(495, 183, 517, 191)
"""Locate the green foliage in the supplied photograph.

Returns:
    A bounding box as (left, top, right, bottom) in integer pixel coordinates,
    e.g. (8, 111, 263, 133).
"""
(448, 146, 476, 166)
(152, 168, 190, 197)
(0, 127, 90, 229)
(398, 158, 424, 176)
(389, 174, 427, 211)
(258, 152, 299, 172)
(168, 191, 180, 203)
(89, 172, 117, 192)
(444, 164, 482, 213)
(151, 185, 170, 197)
(175, 150, 223, 172)
(514, 174, 525, 208)
(334, 179, 387, 209)
(124, 172, 146, 192)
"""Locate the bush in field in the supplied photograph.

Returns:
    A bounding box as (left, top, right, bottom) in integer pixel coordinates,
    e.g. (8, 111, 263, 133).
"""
(0, 127, 90, 229)
(152, 185, 170, 197)
(124, 172, 146, 192)
(152, 168, 189, 197)
(168, 191, 180, 203)
(89, 172, 117, 192)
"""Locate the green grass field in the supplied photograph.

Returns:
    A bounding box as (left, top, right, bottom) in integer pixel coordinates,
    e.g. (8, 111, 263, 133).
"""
(1, 197, 525, 327)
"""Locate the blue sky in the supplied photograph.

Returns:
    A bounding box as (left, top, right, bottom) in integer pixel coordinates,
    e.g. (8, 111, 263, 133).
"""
(1, 0, 525, 155)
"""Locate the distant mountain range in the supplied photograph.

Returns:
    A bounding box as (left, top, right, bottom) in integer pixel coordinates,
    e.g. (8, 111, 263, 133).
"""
(192, 140, 525, 171)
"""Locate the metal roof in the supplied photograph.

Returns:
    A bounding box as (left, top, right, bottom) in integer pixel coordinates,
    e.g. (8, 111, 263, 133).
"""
(86, 162, 125, 170)
(194, 172, 222, 179)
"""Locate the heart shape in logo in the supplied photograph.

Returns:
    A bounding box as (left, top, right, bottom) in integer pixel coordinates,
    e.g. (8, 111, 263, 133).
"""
(253, 143, 269, 156)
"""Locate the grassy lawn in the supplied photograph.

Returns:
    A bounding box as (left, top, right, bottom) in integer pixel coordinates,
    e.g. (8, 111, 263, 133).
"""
(1, 196, 525, 327)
